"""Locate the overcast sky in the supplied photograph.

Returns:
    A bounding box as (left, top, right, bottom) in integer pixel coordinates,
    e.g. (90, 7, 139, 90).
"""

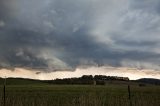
(0, 0, 160, 79)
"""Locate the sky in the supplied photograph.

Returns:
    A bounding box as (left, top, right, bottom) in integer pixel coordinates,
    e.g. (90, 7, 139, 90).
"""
(0, 0, 160, 80)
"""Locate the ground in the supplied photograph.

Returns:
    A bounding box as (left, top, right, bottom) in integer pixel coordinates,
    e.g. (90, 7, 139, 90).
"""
(0, 79, 159, 106)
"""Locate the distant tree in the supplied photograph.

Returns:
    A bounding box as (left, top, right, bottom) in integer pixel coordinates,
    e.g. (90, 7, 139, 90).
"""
(81, 75, 93, 80)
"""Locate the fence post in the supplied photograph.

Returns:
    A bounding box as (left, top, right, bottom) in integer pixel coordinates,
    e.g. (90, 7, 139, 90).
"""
(128, 85, 132, 106)
(3, 77, 6, 106)
(128, 85, 131, 99)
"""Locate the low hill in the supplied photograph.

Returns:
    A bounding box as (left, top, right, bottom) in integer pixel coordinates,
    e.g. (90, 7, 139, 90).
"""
(136, 78, 160, 85)
(0, 77, 47, 85)
(0, 76, 159, 86)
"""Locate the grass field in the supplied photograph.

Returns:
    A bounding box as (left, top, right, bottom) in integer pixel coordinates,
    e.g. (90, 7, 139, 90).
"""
(0, 82, 160, 106)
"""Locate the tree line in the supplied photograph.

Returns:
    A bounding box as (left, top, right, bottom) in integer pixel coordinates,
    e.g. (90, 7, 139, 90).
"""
(46, 75, 129, 85)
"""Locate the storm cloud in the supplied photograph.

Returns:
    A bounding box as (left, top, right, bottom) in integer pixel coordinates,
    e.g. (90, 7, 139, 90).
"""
(1, 0, 160, 72)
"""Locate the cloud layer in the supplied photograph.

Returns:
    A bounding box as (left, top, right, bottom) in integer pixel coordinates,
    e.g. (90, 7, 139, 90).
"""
(1, 67, 160, 80)
(0, 0, 160, 74)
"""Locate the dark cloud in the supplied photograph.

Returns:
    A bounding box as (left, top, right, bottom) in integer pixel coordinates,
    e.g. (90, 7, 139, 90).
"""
(130, 0, 160, 14)
(0, 0, 160, 71)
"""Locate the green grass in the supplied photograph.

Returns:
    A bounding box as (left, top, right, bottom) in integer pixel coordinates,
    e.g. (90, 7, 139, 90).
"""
(0, 84, 159, 106)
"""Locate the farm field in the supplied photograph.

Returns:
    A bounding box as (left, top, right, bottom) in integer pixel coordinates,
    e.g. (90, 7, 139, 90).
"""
(0, 83, 160, 106)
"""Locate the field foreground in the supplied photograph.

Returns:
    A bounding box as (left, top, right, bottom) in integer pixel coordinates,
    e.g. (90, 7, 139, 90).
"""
(0, 84, 159, 106)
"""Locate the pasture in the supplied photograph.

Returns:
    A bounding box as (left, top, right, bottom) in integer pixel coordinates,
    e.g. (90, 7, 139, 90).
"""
(0, 82, 159, 106)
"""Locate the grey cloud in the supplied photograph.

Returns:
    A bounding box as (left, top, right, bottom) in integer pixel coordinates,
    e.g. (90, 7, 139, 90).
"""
(0, 0, 160, 71)
(130, 0, 160, 14)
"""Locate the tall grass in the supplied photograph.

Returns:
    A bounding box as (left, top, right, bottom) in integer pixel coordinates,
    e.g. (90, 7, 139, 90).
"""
(0, 85, 159, 106)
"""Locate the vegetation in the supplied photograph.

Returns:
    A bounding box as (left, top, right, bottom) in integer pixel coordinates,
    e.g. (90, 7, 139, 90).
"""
(0, 84, 159, 106)
(0, 77, 159, 106)
(47, 75, 129, 85)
